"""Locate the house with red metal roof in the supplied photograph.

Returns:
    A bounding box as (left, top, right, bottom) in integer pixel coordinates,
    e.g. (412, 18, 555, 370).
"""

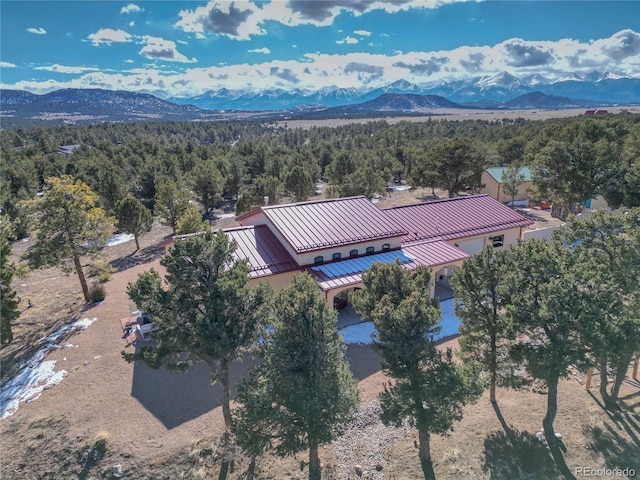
(231, 194, 532, 309)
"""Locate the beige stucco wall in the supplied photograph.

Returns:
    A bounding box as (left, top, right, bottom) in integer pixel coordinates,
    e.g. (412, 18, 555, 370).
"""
(481, 172, 501, 201)
(450, 227, 523, 254)
(480, 171, 531, 203)
(295, 236, 404, 266)
(247, 270, 299, 290)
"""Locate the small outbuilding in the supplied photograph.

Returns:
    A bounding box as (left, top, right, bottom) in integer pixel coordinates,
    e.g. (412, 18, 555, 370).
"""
(480, 166, 532, 204)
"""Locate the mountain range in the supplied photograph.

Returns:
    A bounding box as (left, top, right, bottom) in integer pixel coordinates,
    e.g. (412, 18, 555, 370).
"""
(1, 70, 638, 125)
(169, 71, 639, 111)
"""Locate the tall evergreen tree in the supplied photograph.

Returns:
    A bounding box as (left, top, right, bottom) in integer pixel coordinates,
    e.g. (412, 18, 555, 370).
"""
(0, 225, 20, 345)
(352, 262, 482, 480)
(23, 175, 114, 303)
(125, 231, 271, 479)
(555, 209, 640, 407)
(115, 196, 153, 251)
(234, 273, 359, 480)
(154, 177, 189, 234)
(501, 165, 526, 206)
(283, 165, 314, 202)
(451, 247, 519, 403)
(502, 240, 594, 475)
(190, 160, 224, 218)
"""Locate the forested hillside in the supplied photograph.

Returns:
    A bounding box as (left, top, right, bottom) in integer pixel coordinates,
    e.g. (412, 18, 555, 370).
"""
(2, 114, 639, 242)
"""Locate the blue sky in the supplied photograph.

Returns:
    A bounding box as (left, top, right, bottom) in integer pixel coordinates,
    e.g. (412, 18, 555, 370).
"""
(1, 1, 639, 98)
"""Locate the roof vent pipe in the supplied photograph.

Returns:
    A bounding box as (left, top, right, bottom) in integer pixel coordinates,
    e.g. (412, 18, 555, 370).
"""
(263, 196, 269, 206)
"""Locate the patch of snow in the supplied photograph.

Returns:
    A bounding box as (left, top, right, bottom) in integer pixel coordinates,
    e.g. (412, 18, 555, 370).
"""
(0, 317, 97, 418)
(107, 233, 134, 247)
(217, 213, 236, 219)
(339, 299, 460, 345)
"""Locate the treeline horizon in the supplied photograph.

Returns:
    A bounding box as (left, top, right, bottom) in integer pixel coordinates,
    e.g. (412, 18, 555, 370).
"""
(2, 113, 639, 240)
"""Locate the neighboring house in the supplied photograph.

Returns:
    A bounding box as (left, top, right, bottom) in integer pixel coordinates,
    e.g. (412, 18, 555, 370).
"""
(480, 166, 532, 203)
(227, 194, 532, 309)
(57, 144, 81, 156)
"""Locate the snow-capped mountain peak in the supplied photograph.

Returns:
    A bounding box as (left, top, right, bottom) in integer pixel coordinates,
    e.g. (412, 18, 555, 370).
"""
(475, 71, 522, 89)
(522, 74, 550, 87)
(554, 73, 584, 83)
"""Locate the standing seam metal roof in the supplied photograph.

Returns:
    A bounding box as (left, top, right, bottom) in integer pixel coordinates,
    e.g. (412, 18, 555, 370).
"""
(224, 225, 298, 278)
(239, 196, 406, 253)
(384, 194, 533, 244)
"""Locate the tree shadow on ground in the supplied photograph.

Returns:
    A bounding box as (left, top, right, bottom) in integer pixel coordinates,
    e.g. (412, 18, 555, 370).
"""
(109, 244, 165, 273)
(483, 428, 560, 480)
(587, 391, 640, 449)
(345, 344, 382, 381)
(585, 422, 640, 474)
(130, 353, 257, 429)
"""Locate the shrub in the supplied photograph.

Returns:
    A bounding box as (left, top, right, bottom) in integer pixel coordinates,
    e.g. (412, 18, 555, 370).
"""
(87, 261, 113, 283)
(88, 282, 106, 303)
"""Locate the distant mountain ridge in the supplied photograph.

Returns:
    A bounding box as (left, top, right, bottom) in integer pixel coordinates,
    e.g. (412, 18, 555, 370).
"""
(0, 88, 226, 123)
(0, 85, 629, 126)
(168, 70, 639, 111)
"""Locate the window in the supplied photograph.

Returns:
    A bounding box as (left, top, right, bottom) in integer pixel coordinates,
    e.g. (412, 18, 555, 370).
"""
(332, 252, 341, 261)
(381, 243, 390, 251)
(314, 255, 324, 264)
(366, 246, 375, 254)
(349, 249, 358, 257)
(490, 235, 504, 248)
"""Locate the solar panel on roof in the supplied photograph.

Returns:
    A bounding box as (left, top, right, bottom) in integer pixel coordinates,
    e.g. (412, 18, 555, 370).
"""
(310, 250, 412, 279)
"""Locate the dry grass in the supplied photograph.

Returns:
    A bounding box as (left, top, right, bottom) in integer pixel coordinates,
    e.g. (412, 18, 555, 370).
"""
(1, 190, 638, 479)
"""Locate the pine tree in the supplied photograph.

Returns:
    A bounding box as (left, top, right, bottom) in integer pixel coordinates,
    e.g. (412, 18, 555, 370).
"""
(451, 247, 519, 403)
(555, 209, 640, 407)
(115, 196, 153, 251)
(154, 177, 189, 234)
(234, 273, 359, 480)
(125, 231, 271, 479)
(23, 175, 114, 303)
(502, 240, 594, 475)
(501, 164, 526, 206)
(352, 262, 482, 480)
(0, 225, 20, 345)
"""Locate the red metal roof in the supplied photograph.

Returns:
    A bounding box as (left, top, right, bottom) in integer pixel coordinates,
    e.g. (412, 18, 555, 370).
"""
(239, 196, 406, 253)
(224, 226, 299, 279)
(311, 240, 469, 291)
(384, 194, 533, 244)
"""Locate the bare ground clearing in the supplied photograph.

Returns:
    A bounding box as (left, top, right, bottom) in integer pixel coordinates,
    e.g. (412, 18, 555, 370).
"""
(1, 191, 638, 479)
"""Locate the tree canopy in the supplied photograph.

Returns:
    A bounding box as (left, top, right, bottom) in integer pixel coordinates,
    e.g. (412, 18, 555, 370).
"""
(125, 230, 271, 439)
(23, 175, 114, 303)
(352, 262, 482, 480)
(234, 273, 358, 480)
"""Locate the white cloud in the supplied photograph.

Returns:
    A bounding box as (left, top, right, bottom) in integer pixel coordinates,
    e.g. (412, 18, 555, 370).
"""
(124, 59, 135, 64)
(336, 36, 358, 45)
(249, 47, 271, 54)
(174, 1, 470, 41)
(34, 64, 100, 74)
(129, 21, 135, 27)
(26, 27, 47, 35)
(139, 36, 197, 63)
(120, 4, 143, 14)
(175, 1, 264, 40)
(354, 30, 371, 37)
(7, 29, 640, 98)
(1, 61, 17, 68)
(87, 28, 132, 46)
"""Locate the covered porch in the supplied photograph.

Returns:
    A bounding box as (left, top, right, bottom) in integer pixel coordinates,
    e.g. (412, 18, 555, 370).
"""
(309, 240, 469, 328)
